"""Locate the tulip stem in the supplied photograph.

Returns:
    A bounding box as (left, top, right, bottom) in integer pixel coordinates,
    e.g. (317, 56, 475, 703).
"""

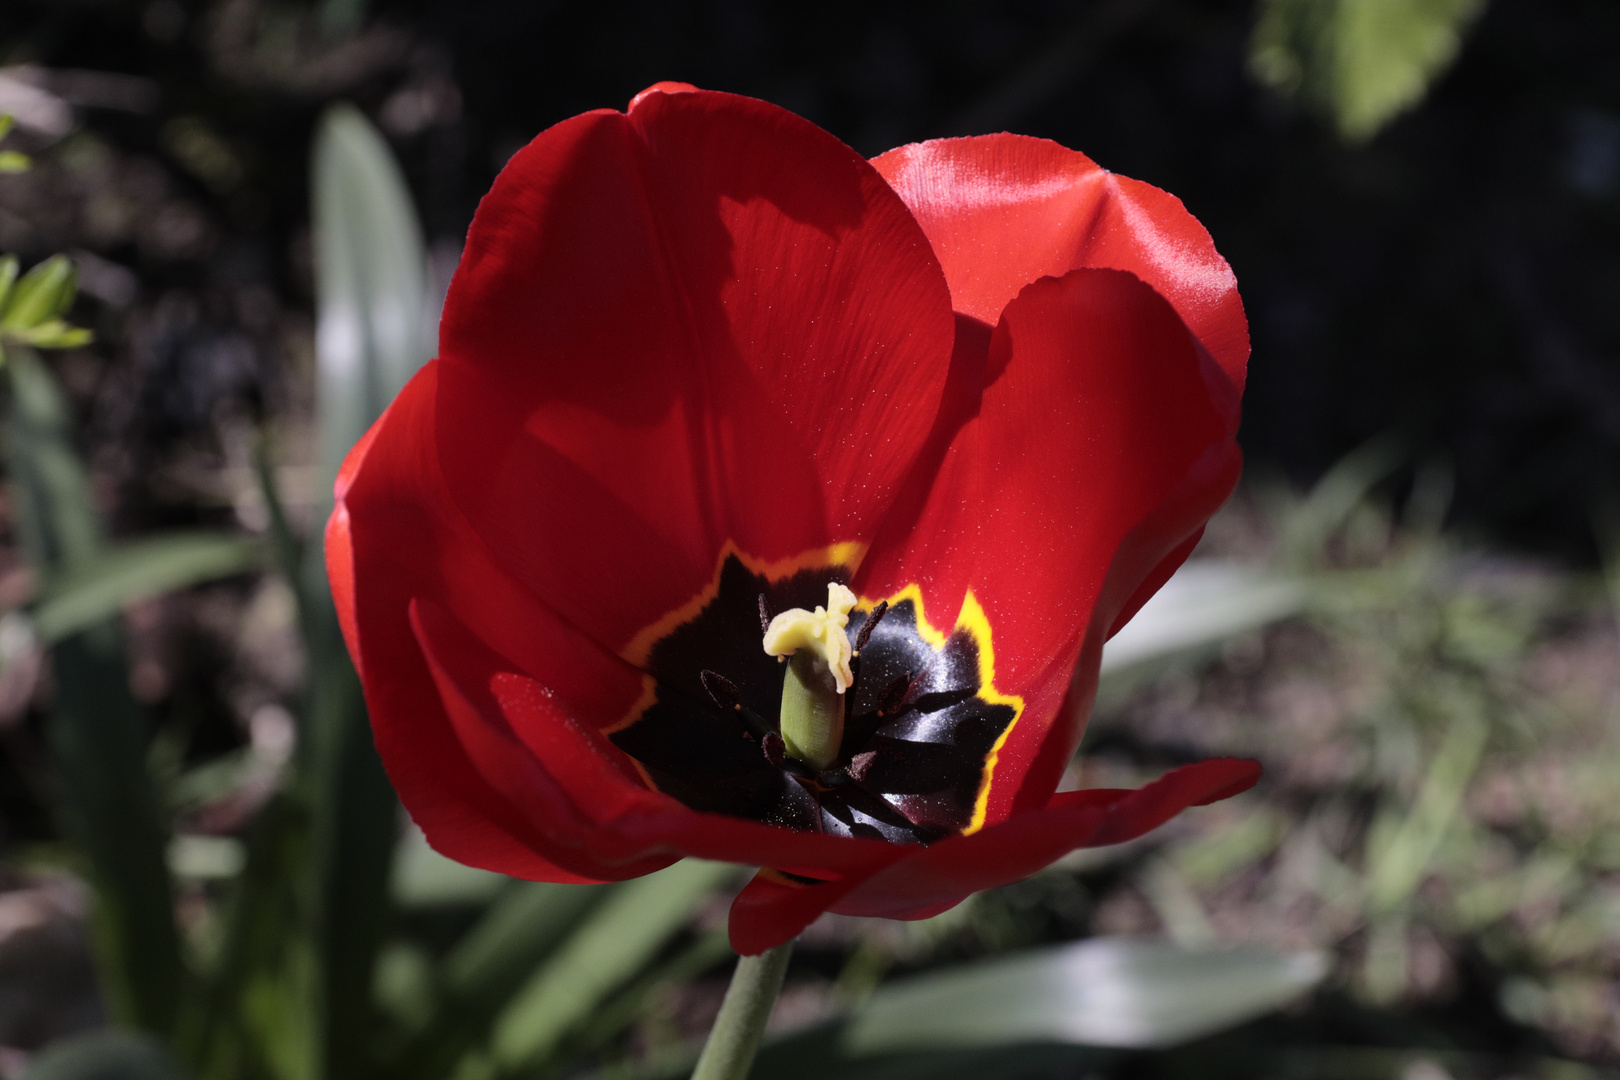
(689, 940, 794, 1080)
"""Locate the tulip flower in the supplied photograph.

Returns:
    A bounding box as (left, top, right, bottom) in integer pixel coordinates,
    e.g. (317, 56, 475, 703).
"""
(327, 82, 1258, 960)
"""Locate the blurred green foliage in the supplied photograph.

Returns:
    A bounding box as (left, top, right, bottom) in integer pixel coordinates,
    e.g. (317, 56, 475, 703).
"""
(1250, 0, 1487, 140)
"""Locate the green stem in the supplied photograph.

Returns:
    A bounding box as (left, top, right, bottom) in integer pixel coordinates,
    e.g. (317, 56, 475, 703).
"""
(689, 941, 794, 1080)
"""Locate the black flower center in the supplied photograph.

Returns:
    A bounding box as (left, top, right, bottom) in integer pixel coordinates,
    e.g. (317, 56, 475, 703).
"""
(609, 552, 1021, 844)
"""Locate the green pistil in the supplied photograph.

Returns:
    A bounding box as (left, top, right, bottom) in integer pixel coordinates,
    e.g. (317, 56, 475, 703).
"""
(778, 650, 844, 771)
(762, 582, 857, 770)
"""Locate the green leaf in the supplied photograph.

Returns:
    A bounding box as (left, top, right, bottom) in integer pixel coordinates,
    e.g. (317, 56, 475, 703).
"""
(0, 114, 14, 141)
(24, 1030, 186, 1080)
(1279, 434, 1405, 565)
(747, 1039, 1107, 1080)
(176, 793, 311, 1079)
(841, 938, 1327, 1053)
(1250, 0, 1486, 141)
(1364, 710, 1489, 914)
(302, 102, 430, 1080)
(304, 649, 395, 1080)
(491, 860, 737, 1071)
(0, 255, 18, 313)
(1099, 562, 1305, 676)
(1, 255, 79, 331)
(562, 927, 734, 1065)
(384, 880, 613, 1080)
(310, 102, 429, 513)
(32, 532, 264, 643)
(5, 347, 183, 1037)
(18, 319, 93, 349)
(5, 346, 100, 570)
(0, 150, 30, 173)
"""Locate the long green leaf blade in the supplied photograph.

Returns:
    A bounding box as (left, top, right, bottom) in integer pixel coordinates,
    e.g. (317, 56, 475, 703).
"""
(23, 1030, 185, 1080)
(492, 860, 737, 1071)
(384, 880, 613, 1080)
(842, 938, 1327, 1053)
(304, 101, 430, 1080)
(310, 101, 429, 506)
(32, 532, 264, 643)
(5, 347, 184, 1037)
(1100, 562, 1305, 676)
(6, 346, 100, 571)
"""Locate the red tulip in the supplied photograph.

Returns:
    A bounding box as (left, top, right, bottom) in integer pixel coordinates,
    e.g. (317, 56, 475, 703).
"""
(327, 82, 1258, 955)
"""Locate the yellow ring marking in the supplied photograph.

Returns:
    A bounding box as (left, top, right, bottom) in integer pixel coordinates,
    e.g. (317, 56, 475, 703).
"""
(607, 540, 866, 736)
(863, 584, 1024, 836)
(610, 542, 1025, 837)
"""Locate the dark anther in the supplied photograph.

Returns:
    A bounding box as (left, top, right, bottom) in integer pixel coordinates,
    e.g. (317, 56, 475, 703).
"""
(700, 669, 743, 712)
(838, 783, 925, 833)
(702, 669, 774, 738)
(875, 670, 915, 717)
(762, 731, 786, 768)
(853, 600, 889, 655)
(758, 594, 772, 635)
(911, 686, 976, 714)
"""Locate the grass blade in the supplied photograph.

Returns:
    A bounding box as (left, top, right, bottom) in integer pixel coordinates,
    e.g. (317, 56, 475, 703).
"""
(385, 881, 613, 1080)
(310, 101, 429, 510)
(1100, 561, 1305, 675)
(5, 347, 183, 1037)
(23, 1030, 185, 1080)
(304, 101, 430, 1080)
(842, 938, 1327, 1053)
(32, 532, 264, 644)
(491, 860, 737, 1072)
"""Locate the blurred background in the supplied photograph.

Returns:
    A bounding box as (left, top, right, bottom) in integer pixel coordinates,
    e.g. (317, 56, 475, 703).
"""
(0, 1, 1617, 1078)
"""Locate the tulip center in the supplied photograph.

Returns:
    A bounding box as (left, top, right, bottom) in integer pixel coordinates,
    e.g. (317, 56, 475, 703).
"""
(609, 550, 1024, 844)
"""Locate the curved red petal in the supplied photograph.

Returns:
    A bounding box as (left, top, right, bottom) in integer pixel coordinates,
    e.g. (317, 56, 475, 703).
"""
(872, 134, 1249, 389)
(337, 361, 654, 881)
(729, 869, 864, 955)
(327, 413, 389, 675)
(410, 598, 677, 880)
(435, 87, 955, 657)
(864, 269, 1241, 823)
(1007, 436, 1243, 816)
(829, 758, 1261, 921)
(628, 81, 700, 109)
(729, 786, 1135, 953)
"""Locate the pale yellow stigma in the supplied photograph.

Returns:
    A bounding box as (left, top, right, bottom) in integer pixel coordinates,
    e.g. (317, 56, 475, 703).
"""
(761, 583, 857, 693)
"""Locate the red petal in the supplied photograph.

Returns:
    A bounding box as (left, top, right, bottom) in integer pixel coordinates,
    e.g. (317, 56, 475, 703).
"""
(411, 597, 676, 880)
(327, 414, 387, 675)
(435, 87, 955, 657)
(336, 362, 650, 881)
(872, 134, 1249, 389)
(861, 270, 1241, 824)
(829, 758, 1261, 920)
(629, 81, 700, 108)
(726, 760, 1258, 950)
(729, 869, 864, 955)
